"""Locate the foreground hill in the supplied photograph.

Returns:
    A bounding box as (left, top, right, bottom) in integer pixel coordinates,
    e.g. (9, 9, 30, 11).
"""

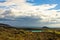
(0, 23, 60, 40)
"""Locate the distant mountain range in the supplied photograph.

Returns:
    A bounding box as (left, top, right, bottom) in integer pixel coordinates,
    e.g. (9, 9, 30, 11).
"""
(0, 23, 12, 27)
(0, 23, 49, 30)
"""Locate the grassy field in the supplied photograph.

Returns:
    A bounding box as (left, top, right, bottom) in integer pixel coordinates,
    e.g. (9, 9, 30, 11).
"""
(0, 26, 60, 40)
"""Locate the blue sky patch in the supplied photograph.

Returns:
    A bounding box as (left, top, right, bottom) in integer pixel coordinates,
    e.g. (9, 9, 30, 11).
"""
(26, 0, 60, 5)
(0, 0, 6, 3)
(26, 0, 60, 10)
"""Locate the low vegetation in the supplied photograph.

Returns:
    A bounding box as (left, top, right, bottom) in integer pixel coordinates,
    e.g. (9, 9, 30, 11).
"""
(0, 24, 60, 40)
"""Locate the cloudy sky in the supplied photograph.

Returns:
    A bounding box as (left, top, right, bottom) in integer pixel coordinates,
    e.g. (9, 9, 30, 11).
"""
(0, 0, 60, 28)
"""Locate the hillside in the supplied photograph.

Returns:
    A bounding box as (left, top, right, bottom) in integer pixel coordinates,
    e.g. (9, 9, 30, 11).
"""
(0, 23, 60, 40)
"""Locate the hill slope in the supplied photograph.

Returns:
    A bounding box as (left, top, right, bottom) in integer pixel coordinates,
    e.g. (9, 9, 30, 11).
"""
(0, 23, 60, 40)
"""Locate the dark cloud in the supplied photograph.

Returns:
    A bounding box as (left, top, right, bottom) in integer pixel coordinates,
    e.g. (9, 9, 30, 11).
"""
(0, 18, 13, 21)
(0, 16, 43, 28)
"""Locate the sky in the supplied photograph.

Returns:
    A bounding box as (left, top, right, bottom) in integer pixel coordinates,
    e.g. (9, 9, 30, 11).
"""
(0, 0, 60, 28)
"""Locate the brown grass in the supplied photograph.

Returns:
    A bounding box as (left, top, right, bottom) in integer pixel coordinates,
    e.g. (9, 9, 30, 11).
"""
(0, 26, 60, 40)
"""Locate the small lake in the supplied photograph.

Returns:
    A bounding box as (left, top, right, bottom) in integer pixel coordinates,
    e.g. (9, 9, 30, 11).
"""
(31, 30, 43, 32)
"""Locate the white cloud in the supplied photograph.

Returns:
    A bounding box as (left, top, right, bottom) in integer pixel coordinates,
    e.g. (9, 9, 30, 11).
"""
(47, 24, 60, 28)
(0, 0, 60, 27)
